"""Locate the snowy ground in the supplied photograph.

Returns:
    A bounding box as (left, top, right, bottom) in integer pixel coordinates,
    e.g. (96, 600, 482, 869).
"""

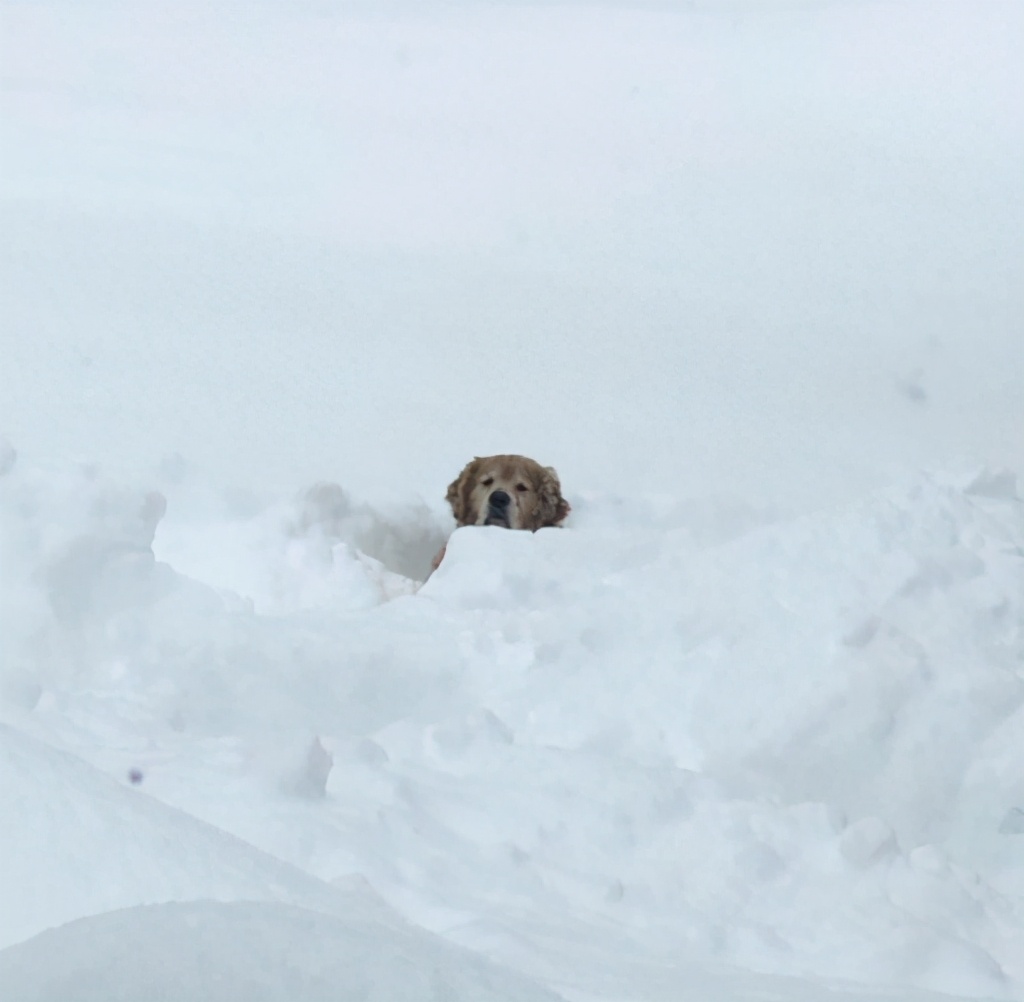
(3, 454, 1023, 1000)
(2, 1, 1023, 1000)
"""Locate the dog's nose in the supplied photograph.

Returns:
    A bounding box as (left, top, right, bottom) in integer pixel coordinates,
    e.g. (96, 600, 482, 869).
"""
(489, 490, 510, 509)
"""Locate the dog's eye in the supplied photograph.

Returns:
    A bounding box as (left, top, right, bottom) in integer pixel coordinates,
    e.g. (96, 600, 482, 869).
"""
(481, 477, 494, 487)
(515, 483, 529, 493)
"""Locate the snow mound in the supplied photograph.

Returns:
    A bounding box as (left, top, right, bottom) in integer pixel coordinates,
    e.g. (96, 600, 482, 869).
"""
(153, 477, 449, 610)
(0, 723, 350, 947)
(0, 725, 562, 1000)
(0, 900, 563, 1002)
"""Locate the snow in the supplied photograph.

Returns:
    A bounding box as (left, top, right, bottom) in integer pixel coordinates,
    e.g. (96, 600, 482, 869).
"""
(0, 897, 566, 1002)
(3, 457, 1023, 999)
(2, 0, 1024, 999)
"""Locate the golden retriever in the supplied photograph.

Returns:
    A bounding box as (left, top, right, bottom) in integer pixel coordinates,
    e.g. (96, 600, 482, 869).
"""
(432, 454, 570, 570)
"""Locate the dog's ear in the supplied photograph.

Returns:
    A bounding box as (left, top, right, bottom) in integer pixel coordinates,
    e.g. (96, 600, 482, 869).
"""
(534, 465, 571, 528)
(446, 458, 481, 527)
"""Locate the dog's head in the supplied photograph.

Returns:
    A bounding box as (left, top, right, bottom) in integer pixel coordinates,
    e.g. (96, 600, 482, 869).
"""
(446, 455, 570, 531)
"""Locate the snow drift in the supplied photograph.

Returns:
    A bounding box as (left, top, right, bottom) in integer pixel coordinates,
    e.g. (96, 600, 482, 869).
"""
(2, 450, 1023, 998)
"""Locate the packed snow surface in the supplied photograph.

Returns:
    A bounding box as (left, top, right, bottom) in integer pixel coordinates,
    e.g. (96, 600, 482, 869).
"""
(2, 0, 1023, 999)
(2, 454, 1023, 999)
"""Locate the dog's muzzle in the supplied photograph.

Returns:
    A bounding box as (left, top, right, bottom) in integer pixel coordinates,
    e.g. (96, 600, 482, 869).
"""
(485, 489, 512, 528)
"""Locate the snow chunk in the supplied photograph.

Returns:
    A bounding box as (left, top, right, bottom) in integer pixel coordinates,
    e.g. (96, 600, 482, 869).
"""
(280, 737, 334, 800)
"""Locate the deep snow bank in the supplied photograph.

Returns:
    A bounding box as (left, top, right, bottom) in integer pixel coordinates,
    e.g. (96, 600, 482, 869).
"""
(2, 450, 1023, 998)
(0, 899, 562, 1002)
(0, 706, 562, 1000)
(0, 722, 347, 948)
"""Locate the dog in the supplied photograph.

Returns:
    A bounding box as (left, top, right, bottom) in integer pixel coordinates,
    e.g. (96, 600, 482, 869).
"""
(432, 454, 570, 570)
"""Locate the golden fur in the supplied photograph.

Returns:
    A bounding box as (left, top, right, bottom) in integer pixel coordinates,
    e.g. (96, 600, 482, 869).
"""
(446, 454, 570, 530)
(432, 454, 570, 570)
